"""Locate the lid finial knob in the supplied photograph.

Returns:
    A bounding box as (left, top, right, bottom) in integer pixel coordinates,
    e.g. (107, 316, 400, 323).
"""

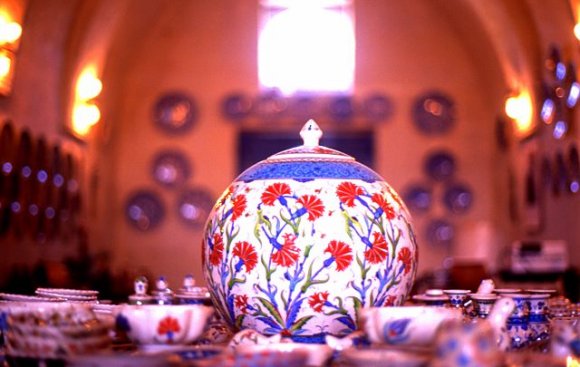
(300, 119, 323, 147)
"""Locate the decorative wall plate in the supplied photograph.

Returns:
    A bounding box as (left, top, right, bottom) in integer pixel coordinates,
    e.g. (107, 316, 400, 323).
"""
(443, 182, 473, 214)
(402, 183, 432, 213)
(565, 62, 579, 108)
(424, 149, 456, 181)
(412, 91, 455, 135)
(362, 93, 393, 123)
(153, 92, 196, 135)
(255, 91, 287, 120)
(289, 95, 319, 120)
(327, 95, 355, 122)
(425, 218, 455, 247)
(552, 120, 568, 139)
(176, 187, 213, 229)
(125, 189, 165, 231)
(222, 92, 253, 121)
(151, 149, 192, 188)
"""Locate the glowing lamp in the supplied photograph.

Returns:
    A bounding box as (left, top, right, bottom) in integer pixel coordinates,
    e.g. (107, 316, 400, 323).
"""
(71, 66, 103, 138)
(72, 103, 100, 136)
(0, 17, 21, 44)
(76, 70, 103, 101)
(0, 12, 21, 96)
(505, 91, 534, 137)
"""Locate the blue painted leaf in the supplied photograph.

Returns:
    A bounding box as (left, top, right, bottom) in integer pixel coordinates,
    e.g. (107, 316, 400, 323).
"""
(289, 315, 314, 332)
(336, 315, 356, 330)
(256, 297, 284, 325)
(256, 316, 282, 330)
(383, 318, 411, 344)
(286, 297, 306, 327)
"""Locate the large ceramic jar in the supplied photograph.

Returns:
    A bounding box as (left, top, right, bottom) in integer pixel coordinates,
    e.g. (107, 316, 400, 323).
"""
(203, 120, 418, 342)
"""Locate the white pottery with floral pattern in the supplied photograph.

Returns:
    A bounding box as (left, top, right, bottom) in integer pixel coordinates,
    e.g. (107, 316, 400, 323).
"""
(202, 120, 418, 342)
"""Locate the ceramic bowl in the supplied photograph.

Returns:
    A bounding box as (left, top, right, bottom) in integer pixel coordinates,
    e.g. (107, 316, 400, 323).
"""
(115, 304, 214, 349)
(360, 306, 462, 347)
(1, 301, 112, 359)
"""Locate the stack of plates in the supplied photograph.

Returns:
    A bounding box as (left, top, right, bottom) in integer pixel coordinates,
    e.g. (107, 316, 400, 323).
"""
(0, 292, 63, 302)
(35, 288, 99, 302)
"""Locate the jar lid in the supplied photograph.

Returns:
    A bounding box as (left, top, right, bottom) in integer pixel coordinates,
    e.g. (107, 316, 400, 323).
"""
(236, 119, 383, 183)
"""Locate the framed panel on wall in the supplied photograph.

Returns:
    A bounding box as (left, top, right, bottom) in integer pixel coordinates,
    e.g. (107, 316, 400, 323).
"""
(237, 129, 375, 174)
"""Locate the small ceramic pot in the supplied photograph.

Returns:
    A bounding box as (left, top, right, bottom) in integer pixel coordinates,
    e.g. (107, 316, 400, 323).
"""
(444, 289, 471, 310)
(470, 294, 498, 319)
(502, 293, 530, 350)
(527, 293, 551, 343)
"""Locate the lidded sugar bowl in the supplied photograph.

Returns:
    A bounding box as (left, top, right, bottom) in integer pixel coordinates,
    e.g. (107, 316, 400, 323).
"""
(202, 120, 418, 342)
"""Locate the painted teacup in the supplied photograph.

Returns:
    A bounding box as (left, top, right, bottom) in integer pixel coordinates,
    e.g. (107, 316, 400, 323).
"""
(360, 306, 462, 347)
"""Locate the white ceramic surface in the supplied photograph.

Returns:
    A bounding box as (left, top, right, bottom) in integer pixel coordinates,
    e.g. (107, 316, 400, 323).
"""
(340, 345, 431, 367)
(235, 342, 333, 367)
(360, 306, 462, 346)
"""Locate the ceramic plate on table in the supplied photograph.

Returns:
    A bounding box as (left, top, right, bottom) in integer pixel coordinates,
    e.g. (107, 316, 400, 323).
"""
(153, 92, 197, 135)
(0, 292, 64, 302)
(151, 149, 192, 189)
(125, 189, 165, 231)
(36, 288, 99, 297)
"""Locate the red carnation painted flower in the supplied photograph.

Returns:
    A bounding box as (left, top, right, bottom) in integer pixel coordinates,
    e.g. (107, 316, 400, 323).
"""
(297, 195, 324, 221)
(235, 294, 249, 314)
(233, 241, 258, 272)
(336, 182, 364, 207)
(397, 247, 413, 275)
(384, 295, 396, 306)
(371, 193, 396, 220)
(308, 291, 329, 312)
(364, 232, 389, 264)
(261, 183, 292, 206)
(324, 240, 353, 271)
(157, 316, 181, 337)
(209, 233, 224, 266)
(272, 233, 300, 267)
(231, 195, 247, 221)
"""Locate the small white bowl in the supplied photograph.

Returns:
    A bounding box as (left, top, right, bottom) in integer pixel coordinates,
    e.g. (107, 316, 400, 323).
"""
(115, 304, 214, 349)
(359, 306, 462, 347)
